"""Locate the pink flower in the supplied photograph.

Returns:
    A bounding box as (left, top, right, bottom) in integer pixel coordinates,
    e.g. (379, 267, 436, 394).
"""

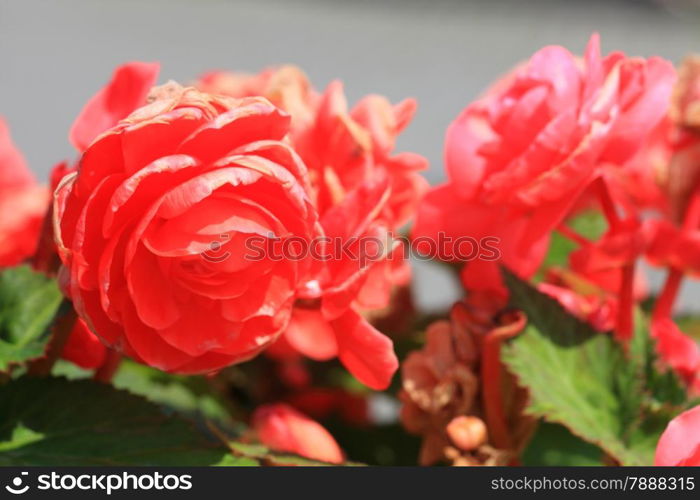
(655, 405, 700, 466)
(414, 34, 675, 294)
(252, 403, 344, 464)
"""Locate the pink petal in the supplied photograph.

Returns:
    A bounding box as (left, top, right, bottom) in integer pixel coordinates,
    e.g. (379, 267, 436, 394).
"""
(332, 309, 398, 390)
(284, 308, 338, 361)
(70, 62, 159, 151)
(253, 403, 344, 464)
(656, 405, 700, 466)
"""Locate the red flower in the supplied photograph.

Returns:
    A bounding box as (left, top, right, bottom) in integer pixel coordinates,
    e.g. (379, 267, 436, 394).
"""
(414, 34, 675, 294)
(655, 405, 700, 466)
(0, 117, 49, 267)
(645, 218, 700, 276)
(252, 403, 344, 464)
(54, 81, 319, 374)
(61, 318, 107, 370)
(197, 66, 423, 389)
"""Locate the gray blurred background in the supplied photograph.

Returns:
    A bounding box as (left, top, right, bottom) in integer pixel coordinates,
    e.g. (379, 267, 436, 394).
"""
(2, 0, 700, 310)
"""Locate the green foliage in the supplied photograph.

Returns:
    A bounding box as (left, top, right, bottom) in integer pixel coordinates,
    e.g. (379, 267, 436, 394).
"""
(53, 358, 242, 431)
(0, 376, 250, 466)
(0, 266, 62, 372)
(226, 441, 343, 466)
(522, 423, 605, 466)
(502, 269, 688, 466)
(112, 359, 241, 430)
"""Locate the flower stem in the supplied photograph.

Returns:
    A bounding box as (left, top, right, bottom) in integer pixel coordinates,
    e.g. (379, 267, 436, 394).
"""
(556, 224, 590, 247)
(615, 262, 636, 341)
(480, 314, 525, 451)
(595, 176, 621, 231)
(31, 204, 60, 276)
(652, 189, 700, 322)
(27, 300, 76, 376)
(653, 268, 683, 321)
(94, 350, 123, 384)
(480, 333, 512, 450)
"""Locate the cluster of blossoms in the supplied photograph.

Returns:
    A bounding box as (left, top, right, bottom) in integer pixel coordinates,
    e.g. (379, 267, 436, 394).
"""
(409, 34, 700, 465)
(2, 34, 700, 465)
(47, 63, 427, 389)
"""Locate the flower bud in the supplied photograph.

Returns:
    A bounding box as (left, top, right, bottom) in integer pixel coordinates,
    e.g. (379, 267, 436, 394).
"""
(446, 415, 488, 451)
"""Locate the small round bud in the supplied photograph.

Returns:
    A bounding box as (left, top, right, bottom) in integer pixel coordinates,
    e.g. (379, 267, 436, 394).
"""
(446, 415, 488, 451)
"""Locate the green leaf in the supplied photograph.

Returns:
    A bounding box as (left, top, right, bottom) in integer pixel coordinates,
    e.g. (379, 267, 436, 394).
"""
(226, 442, 328, 466)
(501, 269, 687, 466)
(0, 266, 62, 372)
(53, 358, 242, 432)
(112, 359, 241, 431)
(226, 440, 359, 466)
(0, 376, 253, 466)
(522, 422, 605, 466)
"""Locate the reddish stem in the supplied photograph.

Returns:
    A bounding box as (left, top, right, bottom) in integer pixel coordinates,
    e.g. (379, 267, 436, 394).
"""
(480, 334, 513, 450)
(556, 224, 590, 247)
(30, 204, 60, 276)
(615, 262, 636, 341)
(653, 268, 683, 322)
(595, 177, 622, 231)
(594, 177, 636, 340)
(27, 301, 76, 376)
(652, 189, 700, 322)
(93, 349, 123, 384)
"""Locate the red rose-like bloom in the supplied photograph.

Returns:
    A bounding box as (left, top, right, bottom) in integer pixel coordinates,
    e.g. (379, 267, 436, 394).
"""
(655, 405, 700, 466)
(54, 83, 319, 374)
(414, 34, 675, 294)
(252, 403, 344, 464)
(0, 117, 49, 267)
